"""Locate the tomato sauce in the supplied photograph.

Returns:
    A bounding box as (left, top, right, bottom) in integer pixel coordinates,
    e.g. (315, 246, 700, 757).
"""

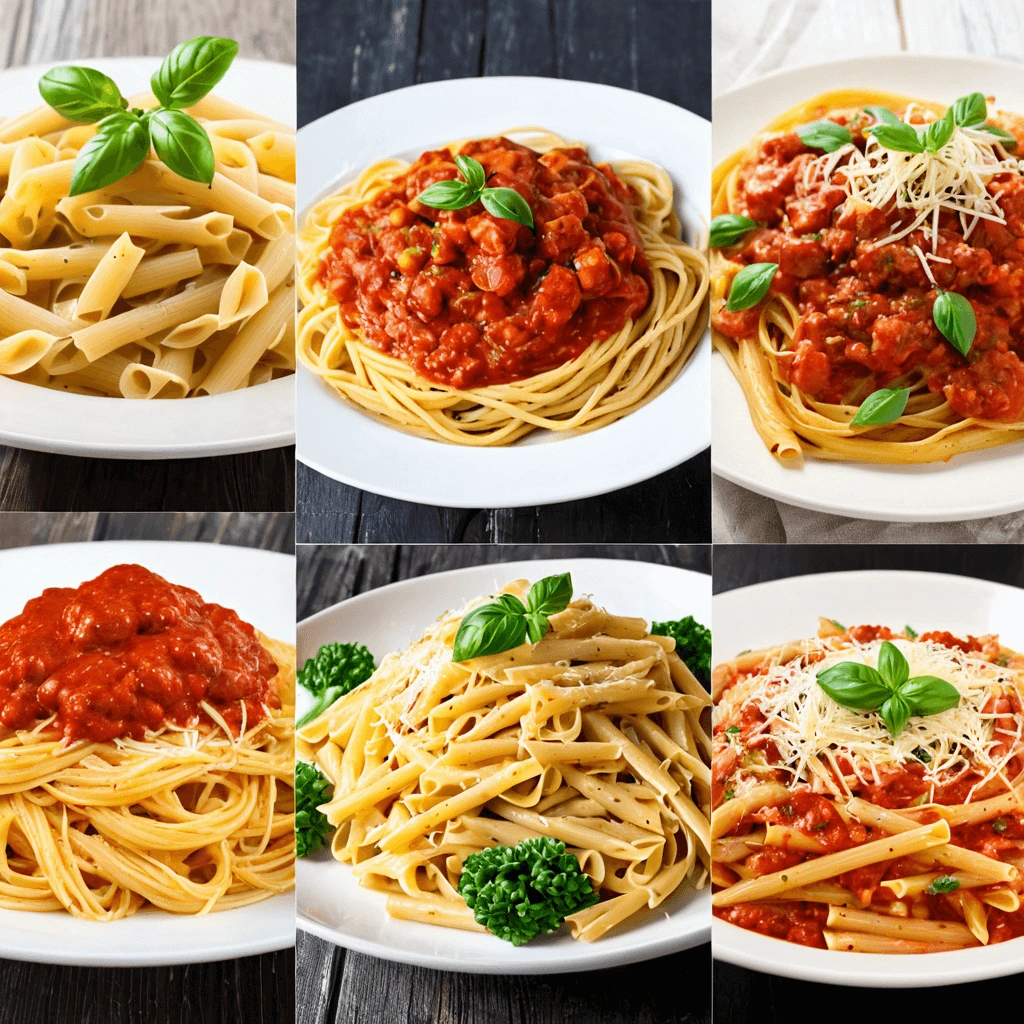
(712, 111, 1024, 422)
(318, 137, 652, 389)
(0, 565, 279, 743)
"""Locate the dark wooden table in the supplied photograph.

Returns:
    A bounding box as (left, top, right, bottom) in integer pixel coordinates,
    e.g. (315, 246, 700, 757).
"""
(0, 511, 295, 1024)
(296, 543, 711, 1024)
(296, 0, 712, 544)
(713, 544, 1024, 1023)
(0, 0, 296, 514)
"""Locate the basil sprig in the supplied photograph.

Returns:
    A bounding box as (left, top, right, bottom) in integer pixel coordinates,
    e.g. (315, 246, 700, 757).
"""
(978, 124, 1018, 151)
(816, 640, 961, 738)
(932, 290, 976, 357)
(452, 574, 573, 662)
(850, 386, 910, 427)
(864, 105, 903, 127)
(866, 92, 1011, 155)
(710, 214, 758, 248)
(38, 36, 237, 197)
(416, 154, 534, 229)
(797, 120, 852, 153)
(925, 875, 960, 895)
(725, 262, 777, 311)
(867, 120, 925, 154)
(951, 91, 988, 128)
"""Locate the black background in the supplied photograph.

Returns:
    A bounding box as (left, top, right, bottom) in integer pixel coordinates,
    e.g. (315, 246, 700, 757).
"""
(296, 0, 712, 544)
(713, 544, 1024, 1023)
(296, 543, 711, 1024)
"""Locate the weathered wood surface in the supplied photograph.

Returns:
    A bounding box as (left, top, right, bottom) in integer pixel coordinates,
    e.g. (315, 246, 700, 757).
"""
(0, 0, 296, 513)
(0, 511, 295, 1024)
(713, 540, 1024, 1022)
(296, 542, 712, 1024)
(296, 0, 712, 543)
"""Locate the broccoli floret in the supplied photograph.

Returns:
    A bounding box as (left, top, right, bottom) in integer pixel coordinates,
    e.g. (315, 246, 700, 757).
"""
(651, 616, 711, 685)
(458, 836, 599, 945)
(297, 642, 375, 727)
(295, 760, 333, 858)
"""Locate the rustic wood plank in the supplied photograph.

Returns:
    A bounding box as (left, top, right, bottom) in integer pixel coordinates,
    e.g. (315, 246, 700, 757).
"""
(0, 0, 296, 514)
(900, 0, 1024, 58)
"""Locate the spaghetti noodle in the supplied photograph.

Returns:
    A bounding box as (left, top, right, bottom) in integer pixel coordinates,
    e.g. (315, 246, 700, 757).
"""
(298, 130, 708, 445)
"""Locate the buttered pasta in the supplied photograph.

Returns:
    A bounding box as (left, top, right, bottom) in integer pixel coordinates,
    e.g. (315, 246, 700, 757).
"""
(298, 580, 712, 942)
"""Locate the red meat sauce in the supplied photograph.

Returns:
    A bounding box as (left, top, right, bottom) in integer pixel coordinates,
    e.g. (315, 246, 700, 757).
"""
(712, 111, 1024, 423)
(318, 137, 652, 389)
(713, 623, 1024, 946)
(0, 564, 279, 743)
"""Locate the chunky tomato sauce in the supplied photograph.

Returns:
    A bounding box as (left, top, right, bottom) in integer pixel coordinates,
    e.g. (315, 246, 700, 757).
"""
(713, 624, 1024, 947)
(318, 137, 651, 389)
(712, 109, 1024, 422)
(0, 565, 279, 743)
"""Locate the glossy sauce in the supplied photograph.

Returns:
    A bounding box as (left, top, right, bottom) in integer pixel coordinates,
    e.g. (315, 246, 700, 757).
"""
(0, 565, 279, 742)
(712, 110, 1024, 422)
(318, 137, 651, 389)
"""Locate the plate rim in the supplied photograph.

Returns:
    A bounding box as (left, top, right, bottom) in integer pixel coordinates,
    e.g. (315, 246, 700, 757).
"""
(711, 51, 1024, 522)
(296, 556, 712, 973)
(295, 75, 711, 508)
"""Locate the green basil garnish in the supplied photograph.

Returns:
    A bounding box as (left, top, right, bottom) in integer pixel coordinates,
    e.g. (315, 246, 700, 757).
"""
(920, 108, 955, 153)
(925, 875, 960, 895)
(864, 105, 902, 127)
(39, 36, 236, 196)
(933, 290, 976, 357)
(416, 154, 534, 228)
(710, 214, 758, 248)
(151, 36, 240, 109)
(993, 818, 1008, 834)
(905, 625, 919, 639)
(816, 640, 961, 739)
(38, 66, 126, 122)
(850, 387, 910, 427)
(978, 124, 1018, 151)
(951, 91, 987, 128)
(452, 574, 573, 662)
(866, 121, 924, 153)
(725, 262, 777, 312)
(797, 120, 852, 153)
(69, 112, 151, 196)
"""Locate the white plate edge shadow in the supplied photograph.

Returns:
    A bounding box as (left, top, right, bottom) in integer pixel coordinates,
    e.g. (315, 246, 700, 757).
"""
(711, 567, 1024, 987)
(0, 57, 297, 460)
(0, 540, 297, 967)
(295, 557, 712, 973)
(295, 77, 711, 509)
(710, 53, 1024, 523)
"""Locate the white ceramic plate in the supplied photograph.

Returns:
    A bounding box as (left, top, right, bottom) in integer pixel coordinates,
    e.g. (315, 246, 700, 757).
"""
(296, 557, 711, 973)
(0, 57, 296, 459)
(712, 54, 1024, 522)
(713, 568, 1024, 987)
(297, 77, 710, 508)
(0, 540, 295, 967)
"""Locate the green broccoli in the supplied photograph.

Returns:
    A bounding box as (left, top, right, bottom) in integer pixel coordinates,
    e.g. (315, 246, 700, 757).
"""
(651, 615, 711, 685)
(457, 836, 599, 945)
(297, 641, 375, 728)
(295, 760, 333, 858)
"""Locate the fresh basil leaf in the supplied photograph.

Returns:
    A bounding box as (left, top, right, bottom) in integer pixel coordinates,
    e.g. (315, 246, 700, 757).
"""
(526, 573, 573, 618)
(725, 262, 777, 312)
(850, 387, 910, 427)
(797, 120, 852, 153)
(816, 662, 891, 710)
(416, 178, 480, 211)
(925, 875, 960, 895)
(38, 66, 124, 123)
(912, 745, 932, 764)
(879, 692, 911, 737)
(480, 187, 534, 228)
(709, 214, 758, 248)
(933, 290, 976, 357)
(899, 676, 961, 716)
(147, 108, 215, 184)
(151, 36, 239, 109)
(951, 92, 987, 128)
(978, 124, 1018, 151)
(525, 610, 550, 645)
(864, 105, 903, 127)
(455, 154, 486, 191)
(866, 121, 925, 153)
(921, 108, 955, 153)
(69, 111, 150, 197)
(452, 593, 528, 662)
(904, 625, 919, 639)
(877, 640, 909, 689)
